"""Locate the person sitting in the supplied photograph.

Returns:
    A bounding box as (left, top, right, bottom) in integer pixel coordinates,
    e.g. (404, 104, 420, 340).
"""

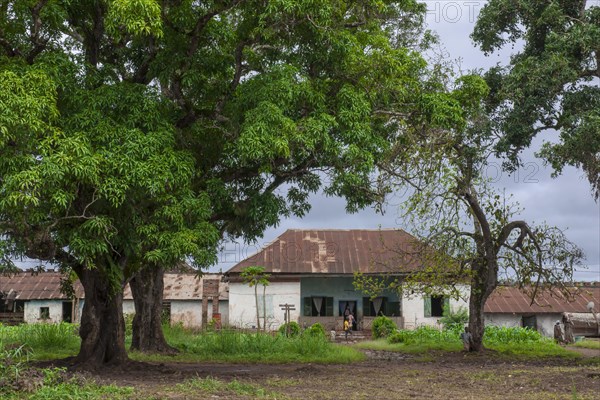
(460, 326, 472, 352)
(553, 321, 565, 344)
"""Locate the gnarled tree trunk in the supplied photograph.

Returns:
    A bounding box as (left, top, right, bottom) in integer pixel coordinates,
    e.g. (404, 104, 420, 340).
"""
(129, 266, 177, 354)
(468, 284, 489, 352)
(468, 258, 497, 352)
(73, 265, 128, 368)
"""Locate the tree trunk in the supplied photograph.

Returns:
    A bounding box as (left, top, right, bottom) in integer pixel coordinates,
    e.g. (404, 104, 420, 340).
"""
(73, 265, 128, 368)
(468, 285, 488, 352)
(129, 266, 178, 354)
(262, 284, 266, 331)
(255, 285, 261, 331)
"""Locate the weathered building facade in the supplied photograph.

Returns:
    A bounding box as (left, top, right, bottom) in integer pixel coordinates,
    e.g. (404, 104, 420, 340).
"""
(226, 229, 468, 331)
(484, 285, 600, 337)
(0, 270, 84, 324)
(122, 273, 228, 329)
(226, 229, 599, 337)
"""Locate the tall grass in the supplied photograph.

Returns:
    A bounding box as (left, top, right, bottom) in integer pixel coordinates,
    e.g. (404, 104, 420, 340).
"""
(573, 339, 600, 350)
(359, 325, 580, 358)
(0, 323, 80, 359)
(133, 324, 364, 363)
(2, 322, 361, 363)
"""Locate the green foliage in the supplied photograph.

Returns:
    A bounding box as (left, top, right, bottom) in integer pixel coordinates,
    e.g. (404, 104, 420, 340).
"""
(372, 316, 398, 339)
(278, 321, 300, 337)
(472, 0, 600, 198)
(175, 377, 276, 398)
(131, 328, 364, 364)
(0, 323, 80, 352)
(388, 326, 458, 345)
(574, 339, 600, 350)
(240, 266, 270, 288)
(483, 326, 544, 344)
(241, 266, 270, 331)
(361, 326, 579, 358)
(0, 344, 30, 392)
(303, 323, 326, 338)
(0, 0, 464, 365)
(123, 314, 135, 338)
(439, 306, 469, 335)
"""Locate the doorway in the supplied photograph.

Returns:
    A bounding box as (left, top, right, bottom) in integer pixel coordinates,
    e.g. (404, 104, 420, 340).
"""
(62, 301, 73, 323)
(339, 300, 357, 330)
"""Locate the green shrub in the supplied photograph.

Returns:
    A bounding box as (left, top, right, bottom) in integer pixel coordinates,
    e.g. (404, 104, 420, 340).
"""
(483, 326, 543, 344)
(372, 316, 397, 339)
(388, 326, 458, 344)
(304, 323, 326, 338)
(439, 306, 468, 335)
(123, 313, 134, 338)
(278, 322, 300, 337)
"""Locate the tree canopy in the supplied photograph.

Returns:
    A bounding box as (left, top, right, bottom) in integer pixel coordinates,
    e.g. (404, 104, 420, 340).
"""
(0, 0, 447, 367)
(356, 71, 584, 351)
(472, 0, 600, 198)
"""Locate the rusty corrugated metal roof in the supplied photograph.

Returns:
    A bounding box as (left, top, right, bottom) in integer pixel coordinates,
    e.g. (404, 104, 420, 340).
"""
(123, 273, 228, 300)
(0, 271, 84, 300)
(227, 229, 423, 275)
(485, 285, 600, 314)
(1, 271, 228, 301)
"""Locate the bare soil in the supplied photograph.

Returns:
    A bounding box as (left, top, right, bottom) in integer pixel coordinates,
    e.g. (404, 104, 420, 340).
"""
(40, 350, 600, 399)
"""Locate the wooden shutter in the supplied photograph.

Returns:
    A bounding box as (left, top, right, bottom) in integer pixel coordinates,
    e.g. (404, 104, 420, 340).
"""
(386, 302, 400, 316)
(443, 297, 450, 315)
(303, 297, 312, 316)
(363, 297, 371, 317)
(424, 296, 432, 317)
(325, 297, 334, 317)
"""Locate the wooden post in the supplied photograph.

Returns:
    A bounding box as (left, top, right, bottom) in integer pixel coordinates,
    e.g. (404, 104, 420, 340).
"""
(279, 303, 296, 336)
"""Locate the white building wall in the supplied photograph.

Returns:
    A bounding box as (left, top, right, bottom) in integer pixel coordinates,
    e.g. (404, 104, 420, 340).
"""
(484, 313, 561, 338)
(228, 281, 300, 331)
(123, 300, 135, 315)
(24, 300, 63, 324)
(170, 301, 202, 327)
(122, 299, 228, 329)
(401, 285, 470, 330)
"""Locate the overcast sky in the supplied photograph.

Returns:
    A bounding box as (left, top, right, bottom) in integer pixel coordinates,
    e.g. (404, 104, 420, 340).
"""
(215, 1, 600, 281)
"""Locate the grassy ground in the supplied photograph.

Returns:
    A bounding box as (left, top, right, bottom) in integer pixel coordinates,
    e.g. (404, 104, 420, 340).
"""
(2, 323, 598, 399)
(0, 322, 363, 364)
(357, 326, 583, 360)
(574, 339, 600, 350)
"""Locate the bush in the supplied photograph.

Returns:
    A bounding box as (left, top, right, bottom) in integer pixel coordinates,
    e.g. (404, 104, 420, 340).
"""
(439, 306, 468, 335)
(278, 322, 300, 337)
(304, 323, 326, 338)
(372, 316, 397, 339)
(483, 326, 544, 344)
(388, 326, 458, 345)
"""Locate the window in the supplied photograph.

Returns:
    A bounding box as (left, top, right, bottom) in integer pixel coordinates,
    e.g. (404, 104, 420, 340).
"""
(424, 295, 448, 317)
(40, 307, 50, 320)
(303, 297, 333, 316)
(522, 315, 537, 330)
(362, 297, 401, 317)
(162, 301, 171, 324)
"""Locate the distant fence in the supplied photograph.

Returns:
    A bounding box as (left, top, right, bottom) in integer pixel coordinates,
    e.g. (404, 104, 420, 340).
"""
(0, 312, 24, 325)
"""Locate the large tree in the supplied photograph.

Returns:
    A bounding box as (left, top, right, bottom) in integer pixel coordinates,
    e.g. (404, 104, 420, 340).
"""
(0, 0, 444, 367)
(356, 74, 584, 351)
(472, 0, 600, 198)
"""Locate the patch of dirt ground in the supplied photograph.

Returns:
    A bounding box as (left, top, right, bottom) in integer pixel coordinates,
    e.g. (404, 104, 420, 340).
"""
(45, 351, 600, 399)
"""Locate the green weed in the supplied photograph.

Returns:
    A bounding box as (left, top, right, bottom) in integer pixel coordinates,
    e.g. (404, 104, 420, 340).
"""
(573, 339, 600, 350)
(174, 376, 280, 398)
